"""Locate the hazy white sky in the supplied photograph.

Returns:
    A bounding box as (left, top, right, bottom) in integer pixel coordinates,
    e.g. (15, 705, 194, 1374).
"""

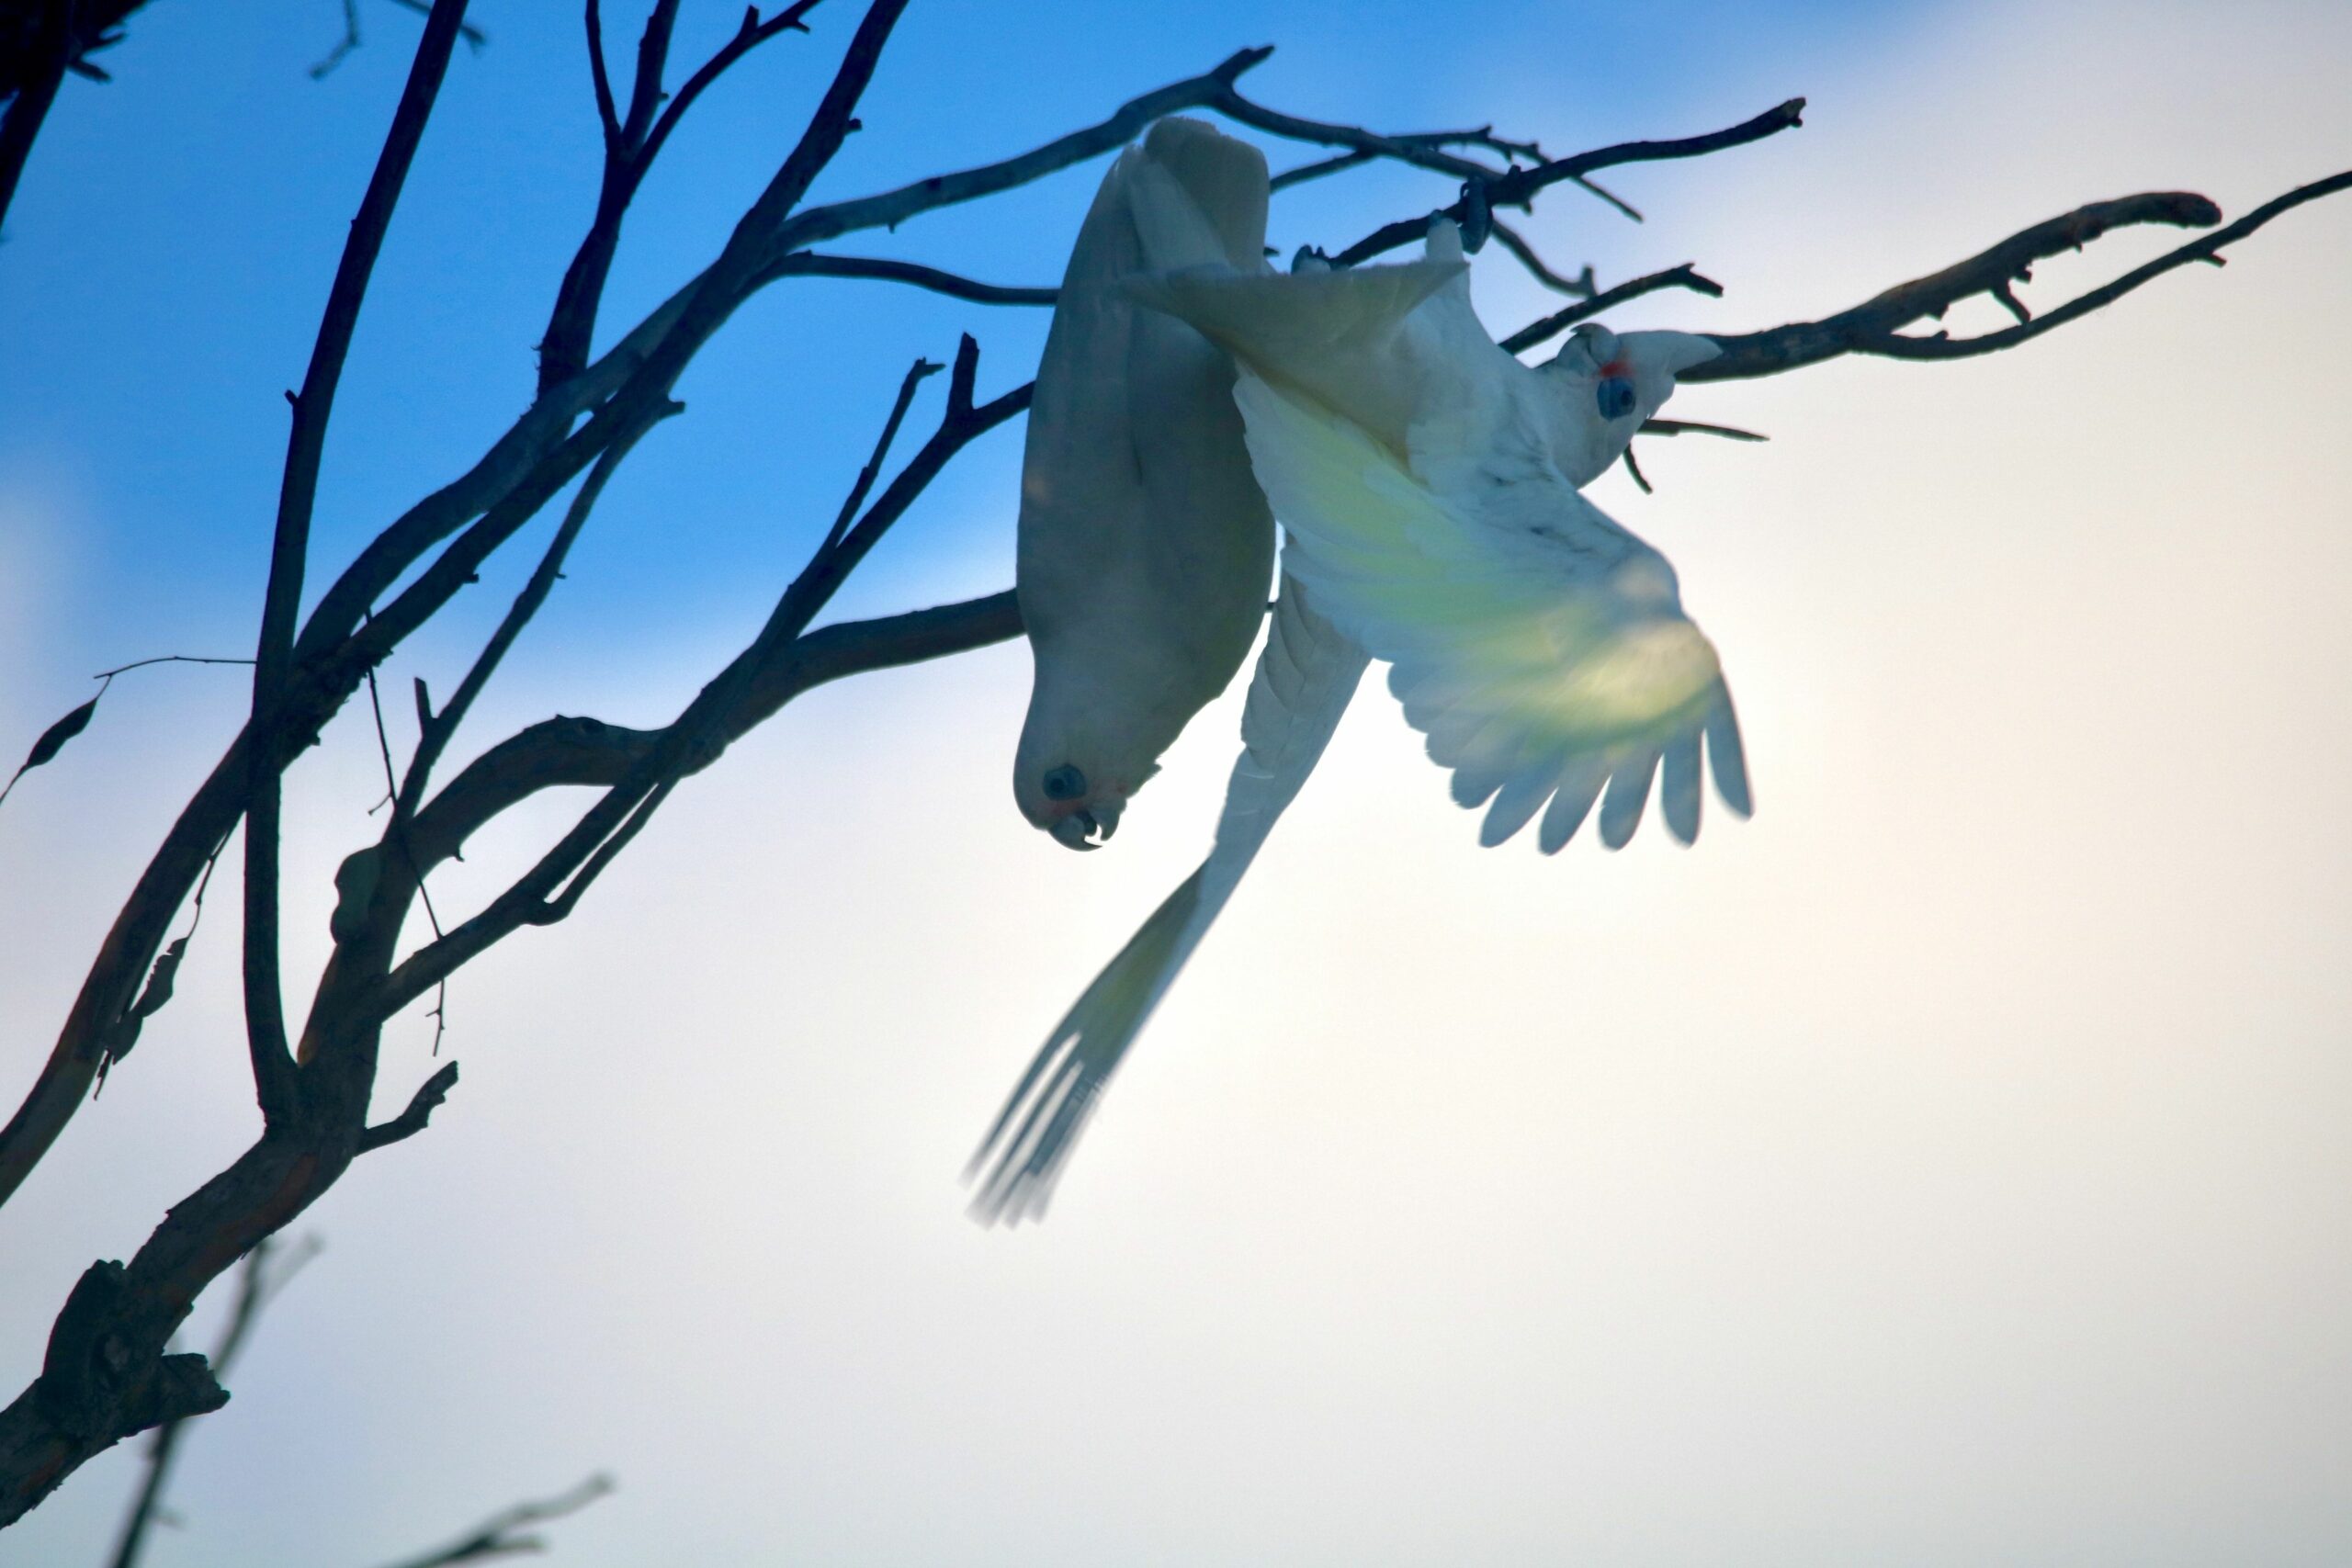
(3, 2, 2349, 1564)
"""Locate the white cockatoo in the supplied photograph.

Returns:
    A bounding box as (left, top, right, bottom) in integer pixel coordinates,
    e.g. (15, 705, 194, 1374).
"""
(1012, 118, 1278, 851)
(972, 220, 1745, 1223)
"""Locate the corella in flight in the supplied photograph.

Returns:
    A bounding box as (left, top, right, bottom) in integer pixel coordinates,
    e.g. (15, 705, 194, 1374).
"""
(978, 196, 1747, 1222)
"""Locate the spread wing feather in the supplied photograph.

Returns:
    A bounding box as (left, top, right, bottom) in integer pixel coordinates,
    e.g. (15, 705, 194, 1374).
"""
(1232, 370, 1749, 851)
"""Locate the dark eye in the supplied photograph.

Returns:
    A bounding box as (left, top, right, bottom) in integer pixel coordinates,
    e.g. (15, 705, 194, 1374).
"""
(1043, 764, 1087, 801)
(1597, 376, 1636, 421)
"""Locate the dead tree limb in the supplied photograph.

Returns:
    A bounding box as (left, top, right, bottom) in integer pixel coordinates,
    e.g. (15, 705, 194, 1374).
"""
(368, 1473, 615, 1568)
(1331, 96, 1807, 266)
(105, 1237, 321, 1568)
(1502, 263, 1726, 355)
(1690, 178, 2350, 380)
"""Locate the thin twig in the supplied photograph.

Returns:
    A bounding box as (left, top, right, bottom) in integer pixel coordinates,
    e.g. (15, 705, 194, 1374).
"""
(96, 831, 230, 1088)
(538, 0, 823, 389)
(1621, 446, 1653, 494)
(368, 1473, 614, 1568)
(820, 356, 943, 554)
(363, 658, 447, 1050)
(312, 0, 488, 80)
(583, 0, 618, 147)
(356, 1062, 458, 1152)
(1271, 125, 1533, 191)
(1487, 219, 1594, 297)
(764, 251, 1057, 306)
(774, 43, 1270, 250)
(637, 1, 826, 178)
(1641, 417, 1767, 442)
(1501, 262, 1726, 355)
(91, 654, 256, 680)
(397, 406, 680, 819)
(1331, 97, 1805, 267)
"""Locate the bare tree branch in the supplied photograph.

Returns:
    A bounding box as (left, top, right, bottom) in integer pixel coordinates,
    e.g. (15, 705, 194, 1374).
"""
(583, 0, 619, 146)
(0, 0, 71, 234)
(1501, 262, 1726, 355)
(356, 1062, 458, 1152)
(1270, 124, 1546, 191)
(823, 355, 944, 553)
(774, 44, 1272, 250)
(1487, 218, 1595, 298)
(539, 0, 824, 388)
(105, 1236, 321, 1568)
(401, 589, 1023, 875)
(369, 337, 1022, 1019)
(1641, 417, 1767, 442)
(244, 0, 472, 1127)
(766, 251, 1057, 306)
(311, 0, 489, 80)
(368, 1473, 615, 1568)
(1330, 97, 1804, 267)
(396, 406, 681, 823)
(1685, 184, 2352, 380)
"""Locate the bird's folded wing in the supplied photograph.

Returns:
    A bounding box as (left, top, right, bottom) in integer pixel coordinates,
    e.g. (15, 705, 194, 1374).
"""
(1127, 117, 1269, 274)
(1234, 370, 1751, 852)
(1125, 255, 1464, 418)
(968, 580, 1367, 1224)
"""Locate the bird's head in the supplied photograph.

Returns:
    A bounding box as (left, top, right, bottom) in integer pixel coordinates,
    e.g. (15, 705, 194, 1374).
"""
(1012, 686, 1157, 851)
(1536, 325, 1722, 484)
(1555, 323, 1721, 426)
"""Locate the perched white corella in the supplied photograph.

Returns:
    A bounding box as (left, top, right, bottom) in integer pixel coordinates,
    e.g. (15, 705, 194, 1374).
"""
(971, 221, 1745, 1222)
(1012, 117, 1278, 851)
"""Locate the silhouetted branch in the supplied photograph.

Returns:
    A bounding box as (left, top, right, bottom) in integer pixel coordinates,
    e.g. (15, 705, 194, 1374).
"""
(105, 1236, 321, 1568)
(1642, 417, 1767, 442)
(356, 1062, 458, 1152)
(0, 0, 69, 234)
(245, 0, 472, 1126)
(1271, 124, 1545, 191)
(368, 1473, 615, 1568)
(822, 355, 944, 553)
(1688, 181, 2352, 380)
(1332, 97, 1805, 266)
(1502, 263, 1724, 355)
(539, 1, 822, 387)
(401, 589, 1023, 874)
(1487, 219, 1594, 297)
(766, 251, 1057, 305)
(371, 337, 1023, 1018)
(312, 0, 489, 80)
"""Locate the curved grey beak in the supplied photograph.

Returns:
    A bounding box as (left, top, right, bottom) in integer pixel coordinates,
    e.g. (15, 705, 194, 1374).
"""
(1046, 803, 1122, 851)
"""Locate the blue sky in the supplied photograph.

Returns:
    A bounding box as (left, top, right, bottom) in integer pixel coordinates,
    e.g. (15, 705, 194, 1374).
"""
(4, 3, 2350, 1564)
(1, 0, 1905, 671)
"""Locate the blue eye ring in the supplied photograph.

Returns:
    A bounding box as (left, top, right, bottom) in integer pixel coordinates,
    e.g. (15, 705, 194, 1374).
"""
(1043, 764, 1088, 802)
(1597, 376, 1636, 421)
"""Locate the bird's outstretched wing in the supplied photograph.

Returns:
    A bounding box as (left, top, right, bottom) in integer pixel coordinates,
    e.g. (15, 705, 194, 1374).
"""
(969, 579, 1367, 1224)
(1234, 369, 1751, 852)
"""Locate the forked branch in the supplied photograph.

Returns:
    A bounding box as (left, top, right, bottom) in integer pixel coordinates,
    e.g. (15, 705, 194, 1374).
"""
(1690, 178, 2351, 380)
